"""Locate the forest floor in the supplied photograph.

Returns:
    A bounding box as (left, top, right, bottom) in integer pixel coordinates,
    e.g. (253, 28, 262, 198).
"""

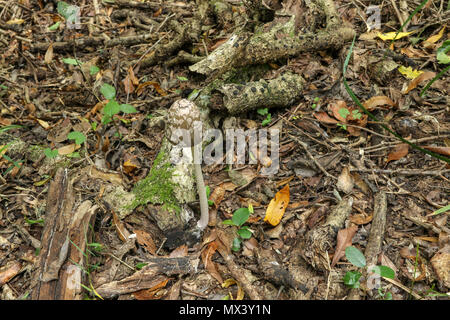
(0, 0, 449, 300)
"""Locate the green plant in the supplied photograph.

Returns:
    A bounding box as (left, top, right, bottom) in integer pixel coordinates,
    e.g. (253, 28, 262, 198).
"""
(44, 148, 59, 159)
(222, 205, 254, 251)
(311, 96, 320, 109)
(205, 186, 214, 206)
(343, 246, 395, 291)
(421, 40, 450, 96)
(377, 287, 393, 300)
(100, 83, 137, 127)
(257, 108, 272, 126)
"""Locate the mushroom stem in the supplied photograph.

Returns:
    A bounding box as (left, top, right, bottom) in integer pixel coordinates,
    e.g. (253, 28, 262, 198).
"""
(192, 145, 209, 231)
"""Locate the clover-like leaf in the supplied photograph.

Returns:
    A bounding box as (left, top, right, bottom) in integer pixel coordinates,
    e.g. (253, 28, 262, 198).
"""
(67, 131, 86, 145)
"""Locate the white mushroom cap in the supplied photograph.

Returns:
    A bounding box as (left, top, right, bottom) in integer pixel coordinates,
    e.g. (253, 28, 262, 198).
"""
(166, 99, 202, 147)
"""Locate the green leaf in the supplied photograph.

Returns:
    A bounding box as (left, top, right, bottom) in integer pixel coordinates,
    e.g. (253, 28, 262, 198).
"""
(57, 1, 70, 18)
(237, 227, 252, 239)
(67, 131, 86, 145)
(48, 22, 61, 31)
(135, 262, 148, 270)
(257, 108, 268, 116)
(177, 76, 188, 81)
(232, 207, 250, 227)
(101, 115, 112, 125)
(25, 218, 44, 225)
(338, 107, 350, 119)
(345, 246, 366, 268)
(432, 204, 450, 216)
(261, 113, 271, 126)
(188, 89, 200, 100)
(44, 148, 59, 159)
(231, 237, 241, 252)
(119, 104, 137, 114)
(436, 40, 450, 64)
(343, 271, 361, 288)
(66, 152, 81, 158)
(222, 219, 235, 226)
(205, 186, 211, 197)
(370, 265, 395, 279)
(63, 58, 82, 66)
(103, 99, 120, 117)
(89, 65, 100, 75)
(100, 83, 116, 100)
(0, 125, 23, 133)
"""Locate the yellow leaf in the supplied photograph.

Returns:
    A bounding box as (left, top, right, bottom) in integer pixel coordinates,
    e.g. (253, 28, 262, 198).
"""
(424, 26, 446, 44)
(264, 184, 290, 226)
(377, 31, 413, 41)
(57, 143, 78, 155)
(36, 118, 50, 129)
(398, 66, 423, 79)
(6, 19, 25, 25)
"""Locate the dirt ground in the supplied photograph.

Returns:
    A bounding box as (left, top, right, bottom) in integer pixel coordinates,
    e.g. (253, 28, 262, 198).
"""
(0, 0, 449, 300)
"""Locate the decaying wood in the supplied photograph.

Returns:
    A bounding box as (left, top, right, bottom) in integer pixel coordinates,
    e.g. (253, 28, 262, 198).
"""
(216, 229, 264, 300)
(300, 197, 353, 272)
(32, 168, 98, 300)
(255, 247, 308, 293)
(348, 191, 387, 300)
(95, 256, 200, 299)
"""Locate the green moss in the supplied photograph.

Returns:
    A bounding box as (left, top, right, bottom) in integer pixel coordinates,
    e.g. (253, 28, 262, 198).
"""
(131, 149, 180, 214)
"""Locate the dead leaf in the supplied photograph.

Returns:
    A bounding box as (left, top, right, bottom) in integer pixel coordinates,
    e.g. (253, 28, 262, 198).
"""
(331, 224, 359, 267)
(111, 208, 130, 242)
(57, 143, 78, 155)
(133, 278, 169, 300)
(387, 143, 409, 163)
(264, 184, 290, 226)
(349, 213, 373, 225)
(336, 166, 354, 194)
(222, 278, 244, 300)
(313, 111, 339, 124)
(169, 245, 188, 258)
(201, 241, 223, 284)
(329, 100, 349, 122)
(44, 43, 53, 64)
(422, 146, 450, 157)
(134, 229, 156, 255)
(362, 96, 396, 110)
(123, 157, 140, 175)
(0, 261, 22, 285)
(402, 71, 436, 94)
(209, 185, 225, 207)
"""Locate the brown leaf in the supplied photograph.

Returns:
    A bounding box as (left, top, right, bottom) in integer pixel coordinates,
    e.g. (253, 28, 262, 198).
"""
(44, 43, 53, 64)
(264, 184, 290, 226)
(201, 241, 223, 284)
(313, 111, 339, 124)
(329, 100, 349, 122)
(362, 96, 396, 110)
(336, 166, 354, 194)
(209, 185, 225, 208)
(422, 146, 450, 157)
(169, 244, 188, 258)
(331, 224, 359, 267)
(0, 261, 22, 285)
(134, 229, 156, 255)
(133, 278, 169, 300)
(403, 71, 436, 94)
(111, 208, 130, 242)
(387, 143, 409, 163)
(349, 213, 373, 225)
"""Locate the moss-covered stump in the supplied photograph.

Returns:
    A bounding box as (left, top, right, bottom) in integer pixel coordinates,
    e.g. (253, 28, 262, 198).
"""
(131, 138, 198, 244)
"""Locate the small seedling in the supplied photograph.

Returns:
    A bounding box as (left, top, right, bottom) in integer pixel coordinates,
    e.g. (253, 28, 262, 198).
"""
(257, 108, 272, 126)
(343, 246, 395, 292)
(222, 205, 254, 251)
(205, 186, 214, 206)
(44, 148, 59, 159)
(100, 83, 137, 126)
(67, 131, 86, 145)
(311, 96, 320, 109)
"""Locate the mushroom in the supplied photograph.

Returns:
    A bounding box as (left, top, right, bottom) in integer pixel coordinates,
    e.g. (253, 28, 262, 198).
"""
(166, 99, 209, 231)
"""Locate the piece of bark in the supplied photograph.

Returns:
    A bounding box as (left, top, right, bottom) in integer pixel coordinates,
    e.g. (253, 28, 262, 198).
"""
(300, 197, 353, 272)
(32, 168, 98, 299)
(217, 72, 305, 115)
(95, 256, 200, 299)
(347, 191, 387, 300)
